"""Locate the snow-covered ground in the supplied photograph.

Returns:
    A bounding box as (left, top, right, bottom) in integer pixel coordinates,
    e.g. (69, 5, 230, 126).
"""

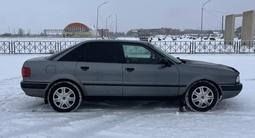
(0, 37, 140, 43)
(0, 54, 255, 138)
(0, 35, 239, 43)
(149, 35, 241, 42)
(0, 37, 94, 41)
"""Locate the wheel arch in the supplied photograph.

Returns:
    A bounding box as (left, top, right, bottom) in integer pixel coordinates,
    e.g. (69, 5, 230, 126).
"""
(184, 79, 222, 99)
(44, 79, 85, 103)
(183, 79, 222, 112)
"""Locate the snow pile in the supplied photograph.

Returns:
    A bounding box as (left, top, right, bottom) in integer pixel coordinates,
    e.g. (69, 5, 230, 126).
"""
(0, 54, 255, 138)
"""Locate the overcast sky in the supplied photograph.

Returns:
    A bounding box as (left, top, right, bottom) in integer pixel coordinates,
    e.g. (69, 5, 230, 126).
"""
(0, 0, 254, 33)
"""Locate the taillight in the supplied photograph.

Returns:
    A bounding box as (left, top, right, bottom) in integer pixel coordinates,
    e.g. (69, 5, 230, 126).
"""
(22, 67, 31, 78)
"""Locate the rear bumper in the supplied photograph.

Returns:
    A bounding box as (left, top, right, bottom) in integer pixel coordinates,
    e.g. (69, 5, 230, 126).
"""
(20, 81, 48, 98)
(220, 83, 243, 99)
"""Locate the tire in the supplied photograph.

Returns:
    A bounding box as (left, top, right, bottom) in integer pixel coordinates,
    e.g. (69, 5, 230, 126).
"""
(48, 81, 82, 112)
(184, 81, 219, 112)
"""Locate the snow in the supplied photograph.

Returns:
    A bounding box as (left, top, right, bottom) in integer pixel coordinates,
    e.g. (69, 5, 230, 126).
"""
(149, 35, 241, 42)
(0, 54, 255, 138)
(0, 37, 94, 41)
(0, 37, 139, 43)
(0, 35, 227, 42)
(0, 55, 42, 80)
(116, 37, 140, 41)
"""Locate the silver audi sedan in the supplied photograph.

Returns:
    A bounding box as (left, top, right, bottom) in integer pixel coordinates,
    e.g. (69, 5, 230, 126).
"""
(21, 40, 242, 112)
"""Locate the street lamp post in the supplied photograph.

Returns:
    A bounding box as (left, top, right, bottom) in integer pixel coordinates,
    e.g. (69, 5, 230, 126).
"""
(96, 1, 108, 39)
(201, 0, 212, 41)
(115, 14, 118, 34)
(105, 15, 112, 38)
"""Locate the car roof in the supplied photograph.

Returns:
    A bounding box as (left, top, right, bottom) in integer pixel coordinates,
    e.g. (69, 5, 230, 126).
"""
(83, 39, 150, 45)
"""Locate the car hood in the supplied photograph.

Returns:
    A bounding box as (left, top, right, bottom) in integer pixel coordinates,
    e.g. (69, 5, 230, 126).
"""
(181, 59, 239, 74)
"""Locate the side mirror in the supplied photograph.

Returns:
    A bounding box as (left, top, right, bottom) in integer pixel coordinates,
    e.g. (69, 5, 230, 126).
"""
(159, 58, 171, 66)
(176, 57, 185, 63)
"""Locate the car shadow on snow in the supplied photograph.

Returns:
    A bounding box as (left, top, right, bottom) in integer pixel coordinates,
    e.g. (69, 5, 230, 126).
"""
(80, 98, 180, 111)
(24, 97, 241, 113)
(80, 98, 241, 113)
(214, 98, 244, 113)
(29, 97, 182, 113)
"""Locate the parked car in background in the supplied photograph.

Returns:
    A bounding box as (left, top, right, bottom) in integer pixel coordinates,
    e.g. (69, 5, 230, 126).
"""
(21, 40, 242, 112)
(210, 37, 216, 41)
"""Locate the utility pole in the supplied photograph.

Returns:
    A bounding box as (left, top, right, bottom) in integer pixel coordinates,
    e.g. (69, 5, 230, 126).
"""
(201, 8, 204, 40)
(221, 15, 224, 34)
(115, 15, 118, 35)
(96, 1, 109, 39)
(201, 0, 212, 41)
(105, 15, 112, 38)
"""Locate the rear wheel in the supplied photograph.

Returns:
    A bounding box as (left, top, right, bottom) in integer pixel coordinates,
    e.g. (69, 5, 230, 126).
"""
(184, 81, 219, 112)
(48, 81, 82, 112)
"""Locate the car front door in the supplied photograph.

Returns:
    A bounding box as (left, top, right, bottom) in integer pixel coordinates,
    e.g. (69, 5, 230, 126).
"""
(121, 43, 179, 96)
(75, 42, 124, 96)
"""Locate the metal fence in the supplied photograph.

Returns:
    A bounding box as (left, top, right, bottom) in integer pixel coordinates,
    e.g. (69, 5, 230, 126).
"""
(0, 41, 81, 54)
(151, 41, 255, 54)
(0, 40, 255, 54)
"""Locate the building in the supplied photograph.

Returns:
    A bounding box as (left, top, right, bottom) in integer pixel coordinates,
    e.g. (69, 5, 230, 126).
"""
(43, 29, 63, 36)
(63, 22, 93, 37)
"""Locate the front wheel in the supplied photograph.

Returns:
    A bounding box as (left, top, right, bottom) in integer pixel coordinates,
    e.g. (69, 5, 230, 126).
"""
(48, 81, 82, 112)
(184, 81, 219, 112)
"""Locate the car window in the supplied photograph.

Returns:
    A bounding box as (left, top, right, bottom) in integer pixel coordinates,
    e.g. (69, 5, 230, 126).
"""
(48, 45, 76, 61)
(84, 42, 124, 63)
(59, 46, 84, 61)
(151, 44, 182, 64)
(122, 44, 162, 64)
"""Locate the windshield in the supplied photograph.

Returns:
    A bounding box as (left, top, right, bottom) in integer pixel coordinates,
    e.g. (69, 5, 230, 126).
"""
(150, 44, 182, 64)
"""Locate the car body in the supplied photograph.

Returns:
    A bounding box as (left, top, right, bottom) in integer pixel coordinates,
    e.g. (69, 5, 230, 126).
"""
(21, 40, 242, 112)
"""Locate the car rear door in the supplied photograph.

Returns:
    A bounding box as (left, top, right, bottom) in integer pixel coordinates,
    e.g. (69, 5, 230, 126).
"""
(75, 42, 124, 96)
(121, 43, 179, 96)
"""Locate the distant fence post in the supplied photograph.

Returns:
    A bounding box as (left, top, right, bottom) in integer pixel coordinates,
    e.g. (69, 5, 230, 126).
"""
(55, 41, 60, 53)
(192, 41, 196, 54)
(11, 41, 14, 54)
(8, 41, 11, 54)
(236, 41, 240, 54)
(190, 42, 193, 54)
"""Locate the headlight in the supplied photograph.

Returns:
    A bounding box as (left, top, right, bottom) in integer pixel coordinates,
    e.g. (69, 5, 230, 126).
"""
(236, 75, 240, 83)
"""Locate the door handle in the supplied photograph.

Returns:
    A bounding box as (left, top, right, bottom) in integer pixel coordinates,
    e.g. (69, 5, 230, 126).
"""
(126, 68, 135, 72)
(80, 66, 89, 71)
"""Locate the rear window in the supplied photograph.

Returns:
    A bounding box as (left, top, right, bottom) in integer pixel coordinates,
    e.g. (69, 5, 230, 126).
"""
(59, 46, 84, 61)
(47, 46, 76, 60)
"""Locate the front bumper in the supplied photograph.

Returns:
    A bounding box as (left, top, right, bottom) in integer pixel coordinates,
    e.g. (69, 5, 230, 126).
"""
(20, 81, 48, 98)
(220, 83, 243, 99)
